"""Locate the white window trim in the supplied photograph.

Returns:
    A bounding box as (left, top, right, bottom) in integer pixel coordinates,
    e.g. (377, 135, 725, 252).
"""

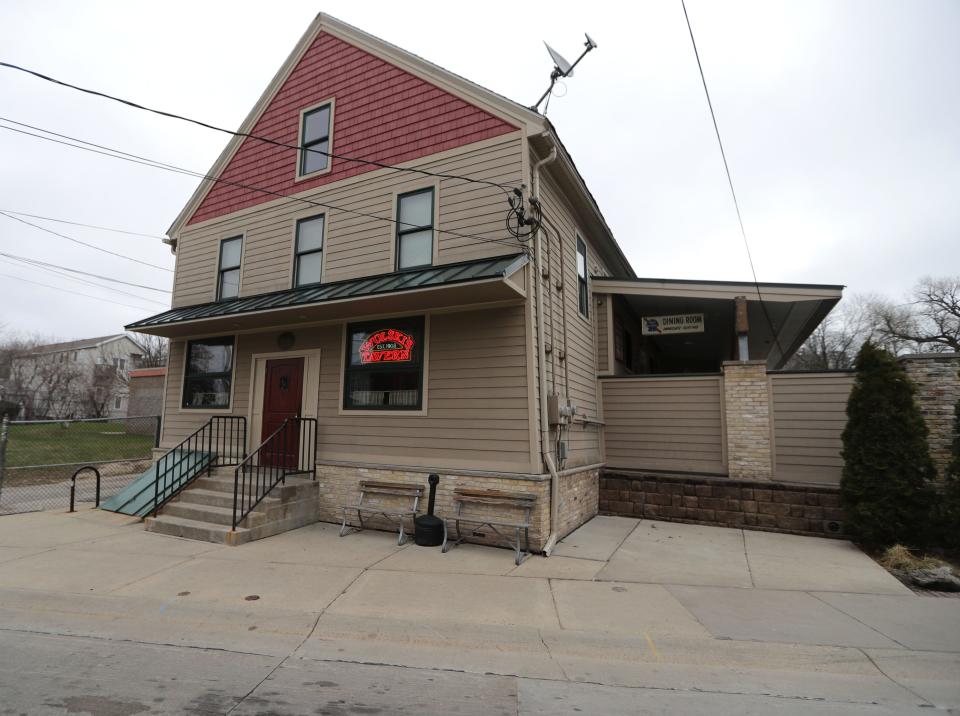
(294, 97, 336, 182)
(575, 231, 591, 323)
(337, 314, 431, 417)
(290, 211, 328, 288)
(387, 179, 441, 272)
(214, 232, 246, 302)
(177, 335, 239, 414)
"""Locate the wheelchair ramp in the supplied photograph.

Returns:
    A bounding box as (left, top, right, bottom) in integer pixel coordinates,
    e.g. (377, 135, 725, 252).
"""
(99, 449, 215, 517)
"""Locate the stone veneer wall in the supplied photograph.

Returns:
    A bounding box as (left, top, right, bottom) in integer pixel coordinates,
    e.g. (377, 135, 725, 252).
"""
(900, 354, 960, 482)
(722, 361, 772, 480)
(315, 463, 600, 552)
(600, 470, 846, 538)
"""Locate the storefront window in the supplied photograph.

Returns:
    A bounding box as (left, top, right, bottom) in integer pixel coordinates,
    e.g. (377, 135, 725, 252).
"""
(343, 317, 424, 410)
(182, 337, 234, 408)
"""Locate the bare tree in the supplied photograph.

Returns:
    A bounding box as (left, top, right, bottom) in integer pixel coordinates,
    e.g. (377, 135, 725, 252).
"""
(875, 276, 960, 353)
(787, 294, 885, 369)
(131, 333, 168, 368)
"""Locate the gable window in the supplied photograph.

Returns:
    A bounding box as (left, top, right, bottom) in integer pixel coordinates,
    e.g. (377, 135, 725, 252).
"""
(343, 316, 425, 411)
(182, 337, 235, 409)
(293, 214, 325, 287)
(217, 236, 243, 300)
(396, 188, 434, 270)
(576, 236, 589, 318)
(114, 396, 123, 410)
(299, 103, 332, 176)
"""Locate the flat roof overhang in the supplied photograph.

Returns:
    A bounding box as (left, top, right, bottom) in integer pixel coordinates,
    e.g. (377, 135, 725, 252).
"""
(593, 276, 844, 369)
(127, 253, 528, 339)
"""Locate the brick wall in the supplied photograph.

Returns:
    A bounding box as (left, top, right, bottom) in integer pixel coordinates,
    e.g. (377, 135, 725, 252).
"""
(600, 470, 846, 538)
(722, 361, 772, 480)
(556, 466, 600, 539)
(900, 354, 960, 481)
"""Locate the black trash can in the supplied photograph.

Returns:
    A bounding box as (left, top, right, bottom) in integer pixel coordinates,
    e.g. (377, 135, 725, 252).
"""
(414, 474, 444, 546)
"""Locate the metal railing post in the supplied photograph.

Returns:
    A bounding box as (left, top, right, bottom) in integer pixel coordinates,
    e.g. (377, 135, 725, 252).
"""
(154, 415, 161, 449)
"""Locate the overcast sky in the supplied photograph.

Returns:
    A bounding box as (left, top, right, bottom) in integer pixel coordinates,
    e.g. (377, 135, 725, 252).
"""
(0, 0, 957, 340)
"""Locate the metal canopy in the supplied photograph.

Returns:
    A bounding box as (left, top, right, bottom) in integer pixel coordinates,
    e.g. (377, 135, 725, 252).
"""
(127, 253, 528, 337)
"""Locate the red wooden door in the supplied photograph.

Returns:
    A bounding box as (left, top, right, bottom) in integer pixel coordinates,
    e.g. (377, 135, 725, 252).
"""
(260, 357, 304, 468)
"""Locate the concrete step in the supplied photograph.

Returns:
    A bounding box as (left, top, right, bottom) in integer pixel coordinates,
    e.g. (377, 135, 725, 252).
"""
(144, 514, 251, 545)
(191, 476, 237, 494)
(162, 501, 266, 528)
(177, 488, 280, 511)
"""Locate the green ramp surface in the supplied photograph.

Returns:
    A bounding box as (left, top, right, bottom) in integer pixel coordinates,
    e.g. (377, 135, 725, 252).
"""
(100, 449, 215, 516)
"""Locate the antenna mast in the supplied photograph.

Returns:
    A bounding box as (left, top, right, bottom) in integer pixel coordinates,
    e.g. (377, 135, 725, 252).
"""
(531, 33, 598, 113)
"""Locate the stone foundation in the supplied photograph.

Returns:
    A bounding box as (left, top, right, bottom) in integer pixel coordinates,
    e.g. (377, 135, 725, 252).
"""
(600, 470, 846, 538)
(722, 361, 773, 480)
(900, 354, 960, 481)
(315, 462, 600, 552)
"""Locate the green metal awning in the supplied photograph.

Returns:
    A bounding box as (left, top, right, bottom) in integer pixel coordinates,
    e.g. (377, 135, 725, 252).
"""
(126, 253, 529, 337)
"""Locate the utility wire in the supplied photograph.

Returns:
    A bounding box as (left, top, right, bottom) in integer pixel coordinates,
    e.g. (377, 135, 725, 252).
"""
(680, 0, 786, 359)
(0, 208, 165, 239)
(0, 271, 161, 311)
(0, 251, 171, 292)
(0, 61, 519, 194)
(0, 256, 168, 306)
(0, 210, 173, 272)
(0, 118, 528, 254)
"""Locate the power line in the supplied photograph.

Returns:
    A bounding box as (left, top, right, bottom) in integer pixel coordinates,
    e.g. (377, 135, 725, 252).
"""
(0, 60, 519, 195)
(0, 117, 528, 254)
(680, 0, 786, 359)
(0, 271, 162, 311)
(0, 208, 165, 239)
(0, 256, 168, 306)
(0, 251, 171, 292)
(0, 210, 173, 272)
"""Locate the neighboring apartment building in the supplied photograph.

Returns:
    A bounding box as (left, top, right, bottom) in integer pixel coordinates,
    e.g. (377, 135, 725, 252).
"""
(9, 334, 143, 419)
(125, 15, 843, 549)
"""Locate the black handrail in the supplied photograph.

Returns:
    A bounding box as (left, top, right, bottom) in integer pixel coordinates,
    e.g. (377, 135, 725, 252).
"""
(153, 416, 247, 517)
(232, 417, 317, 529)
(69, 466, 101, 512)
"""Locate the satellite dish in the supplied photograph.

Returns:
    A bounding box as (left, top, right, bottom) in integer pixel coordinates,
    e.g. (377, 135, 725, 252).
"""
(531, 33, 599, 113)
(545, 42, 574, 78)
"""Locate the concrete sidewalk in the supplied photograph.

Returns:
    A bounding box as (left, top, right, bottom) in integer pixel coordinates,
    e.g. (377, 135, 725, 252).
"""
(0, 508, 957, 714)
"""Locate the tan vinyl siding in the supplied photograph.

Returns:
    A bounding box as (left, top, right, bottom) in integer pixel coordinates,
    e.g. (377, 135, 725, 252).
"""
(161, 304, 533, 473)
(601, 375, 726, 474)
(533, 168, 612, 468)
(596, 295, 610, 373)
(173, 134, 523, 306)
(770, 372, 854, 485)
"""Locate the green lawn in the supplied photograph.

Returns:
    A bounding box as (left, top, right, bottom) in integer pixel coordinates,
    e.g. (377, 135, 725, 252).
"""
(5, 421, 156, 468)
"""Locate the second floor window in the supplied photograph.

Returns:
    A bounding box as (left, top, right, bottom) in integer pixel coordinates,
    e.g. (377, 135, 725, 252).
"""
(299, 103, 332, 176)
(217, 236, 243, 300)
(294, 215, 325, 287)
(396, 188, 434, 270)
(576, 236, 589, 318)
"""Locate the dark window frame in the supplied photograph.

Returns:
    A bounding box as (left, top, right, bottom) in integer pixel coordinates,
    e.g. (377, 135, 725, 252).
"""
(576, 236, 589, 318)
(181, 336, 235, 410)
(293, 214, 325, 288)
(342, 316, 426, 411)
(395, 187, 435, 271)
(216, 235, 243, 301)
(299, 103, 332, 177)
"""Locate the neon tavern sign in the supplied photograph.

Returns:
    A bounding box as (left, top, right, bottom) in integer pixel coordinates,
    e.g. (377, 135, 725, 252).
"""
(359, 328, 415, 364)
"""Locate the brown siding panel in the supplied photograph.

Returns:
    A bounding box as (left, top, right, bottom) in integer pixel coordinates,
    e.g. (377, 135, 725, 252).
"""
(601, 376, 726, 474)
(770, 372, 854, 485)
(161, 305, 533, 474)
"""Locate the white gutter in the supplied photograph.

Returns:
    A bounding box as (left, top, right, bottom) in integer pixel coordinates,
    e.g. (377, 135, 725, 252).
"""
(531, 140, 561, 556)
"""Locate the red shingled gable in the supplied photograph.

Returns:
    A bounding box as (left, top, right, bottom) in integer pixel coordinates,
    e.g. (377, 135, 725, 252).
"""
(187, 32, 519, 225)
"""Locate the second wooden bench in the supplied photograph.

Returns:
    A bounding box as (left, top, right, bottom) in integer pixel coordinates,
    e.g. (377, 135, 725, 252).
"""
(441, 488, 536, 565)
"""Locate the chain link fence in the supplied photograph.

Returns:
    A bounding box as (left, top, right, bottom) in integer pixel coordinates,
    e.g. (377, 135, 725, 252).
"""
(0, 415, 160, 515)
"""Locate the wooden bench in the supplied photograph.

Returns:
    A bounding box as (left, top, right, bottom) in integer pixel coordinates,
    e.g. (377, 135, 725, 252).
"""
(339, 480, 423, 545)
(441, 488, 536, 565)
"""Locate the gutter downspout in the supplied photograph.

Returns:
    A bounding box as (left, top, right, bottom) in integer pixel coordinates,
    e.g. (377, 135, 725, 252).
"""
(531, 141, 561, 556)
